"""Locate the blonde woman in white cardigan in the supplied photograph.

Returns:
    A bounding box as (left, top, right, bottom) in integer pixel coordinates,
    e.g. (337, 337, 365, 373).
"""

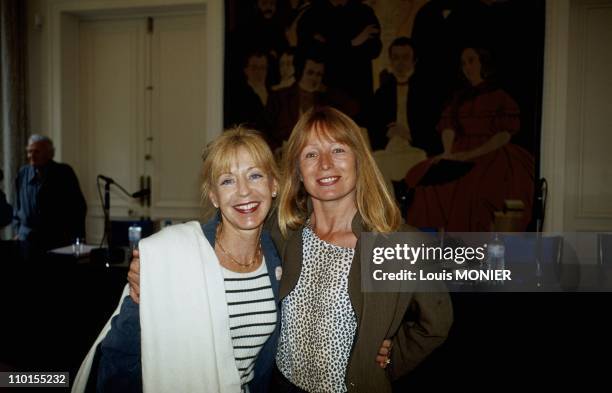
(73, 128, 282, 393)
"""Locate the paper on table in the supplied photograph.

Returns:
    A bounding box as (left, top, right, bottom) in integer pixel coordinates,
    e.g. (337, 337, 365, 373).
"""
(49, 244, 97, 255)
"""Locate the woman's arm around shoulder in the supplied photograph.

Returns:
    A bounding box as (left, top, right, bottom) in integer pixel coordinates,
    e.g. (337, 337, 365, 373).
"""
(97, 296, 143, 393)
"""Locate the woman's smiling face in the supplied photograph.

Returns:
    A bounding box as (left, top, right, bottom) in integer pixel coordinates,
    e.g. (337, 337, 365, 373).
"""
(209, 147, 277, 233)
(298, 128, 357, 205)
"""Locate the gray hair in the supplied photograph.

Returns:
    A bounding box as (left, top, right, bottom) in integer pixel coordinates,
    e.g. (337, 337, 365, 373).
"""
(28, 134, 54, 147)
(28, 134, 55, 158)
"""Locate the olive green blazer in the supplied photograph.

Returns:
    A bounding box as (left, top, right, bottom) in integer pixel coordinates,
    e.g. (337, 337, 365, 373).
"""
(269, 213, 453, 393)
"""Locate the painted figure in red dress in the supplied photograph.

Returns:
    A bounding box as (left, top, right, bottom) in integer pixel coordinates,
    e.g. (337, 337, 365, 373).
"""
(406, 47, 534, 232)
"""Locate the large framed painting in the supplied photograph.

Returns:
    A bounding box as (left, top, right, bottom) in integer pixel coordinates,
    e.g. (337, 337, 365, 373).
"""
(224, 0, 545, 232)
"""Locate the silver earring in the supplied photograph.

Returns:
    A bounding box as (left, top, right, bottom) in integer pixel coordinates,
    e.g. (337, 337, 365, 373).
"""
(272, 191, 277, 198)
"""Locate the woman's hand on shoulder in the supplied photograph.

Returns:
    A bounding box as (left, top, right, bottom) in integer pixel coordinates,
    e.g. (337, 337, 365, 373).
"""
(128, 249, 141, 304)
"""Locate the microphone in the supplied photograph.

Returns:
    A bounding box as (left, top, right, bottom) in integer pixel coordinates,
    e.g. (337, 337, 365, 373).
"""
(98, 175, 115, 184)
(131, 189, 151, 199)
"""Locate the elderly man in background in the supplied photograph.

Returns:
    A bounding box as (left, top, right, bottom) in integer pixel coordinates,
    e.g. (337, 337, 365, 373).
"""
(14, 135, 86, 259)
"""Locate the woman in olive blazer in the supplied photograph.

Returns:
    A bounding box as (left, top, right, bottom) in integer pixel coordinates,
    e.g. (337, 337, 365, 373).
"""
(270, 106, 452, 392)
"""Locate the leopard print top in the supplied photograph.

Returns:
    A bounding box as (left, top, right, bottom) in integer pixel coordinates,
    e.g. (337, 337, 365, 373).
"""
(276, 225, 357, 393)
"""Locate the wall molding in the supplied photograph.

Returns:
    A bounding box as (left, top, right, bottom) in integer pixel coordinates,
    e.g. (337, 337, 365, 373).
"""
(540, 0, 570, 232)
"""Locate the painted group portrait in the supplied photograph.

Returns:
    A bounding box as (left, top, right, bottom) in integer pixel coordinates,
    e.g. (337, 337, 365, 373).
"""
(224, 0, 545, 232)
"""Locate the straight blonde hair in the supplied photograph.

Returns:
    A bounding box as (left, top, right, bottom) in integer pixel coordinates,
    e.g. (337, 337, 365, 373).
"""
(200, 126, 279, 208)
(278, 107, 401, 236)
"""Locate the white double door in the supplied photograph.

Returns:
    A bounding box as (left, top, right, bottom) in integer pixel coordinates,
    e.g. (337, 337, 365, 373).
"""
(78, 14, 207, 242)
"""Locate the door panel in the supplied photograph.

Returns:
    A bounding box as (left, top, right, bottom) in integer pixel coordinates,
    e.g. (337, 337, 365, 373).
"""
(565, 1, 612, 230)
(79, 14, 207, 243)
(79, 19, 147, 242)
(149, 14, 207, 219)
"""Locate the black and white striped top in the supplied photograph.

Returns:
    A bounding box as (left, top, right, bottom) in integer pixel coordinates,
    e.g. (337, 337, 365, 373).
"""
(222, 259, 277, 391)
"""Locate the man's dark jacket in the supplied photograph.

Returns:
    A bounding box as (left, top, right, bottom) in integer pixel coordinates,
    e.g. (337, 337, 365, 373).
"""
(14, 160, 86, 251)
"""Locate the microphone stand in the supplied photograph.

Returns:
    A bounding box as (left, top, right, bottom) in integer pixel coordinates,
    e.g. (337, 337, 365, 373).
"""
(104, 180, 112, 250)
(93, 175, 150, 265)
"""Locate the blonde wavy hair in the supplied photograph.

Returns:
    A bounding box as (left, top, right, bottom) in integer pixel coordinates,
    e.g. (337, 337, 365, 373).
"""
(200, 126, 279, 208)
(278, 107, 401, 236)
